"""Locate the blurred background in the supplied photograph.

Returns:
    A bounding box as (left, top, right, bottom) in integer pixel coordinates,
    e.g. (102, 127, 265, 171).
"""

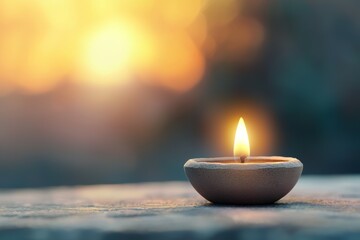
(0, 0, 359, 188)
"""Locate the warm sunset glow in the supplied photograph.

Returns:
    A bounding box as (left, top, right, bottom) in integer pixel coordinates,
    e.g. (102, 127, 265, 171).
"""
(0, 0, 264, 94)
(233, 117, 250, 158)
(76, 21, 154, 86)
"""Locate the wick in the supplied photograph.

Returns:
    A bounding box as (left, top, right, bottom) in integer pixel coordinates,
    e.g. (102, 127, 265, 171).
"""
(240, 155, 246, 163)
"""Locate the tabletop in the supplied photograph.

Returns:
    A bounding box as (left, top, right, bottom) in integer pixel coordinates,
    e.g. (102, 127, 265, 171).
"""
(0, 175, 359, 239)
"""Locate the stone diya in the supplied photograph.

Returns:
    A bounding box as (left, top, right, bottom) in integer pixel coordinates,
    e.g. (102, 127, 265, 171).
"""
(184, 156, 303, 205)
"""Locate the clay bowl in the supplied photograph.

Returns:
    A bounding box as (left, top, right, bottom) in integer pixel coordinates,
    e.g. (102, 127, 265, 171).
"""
(184, 156, 303, 205)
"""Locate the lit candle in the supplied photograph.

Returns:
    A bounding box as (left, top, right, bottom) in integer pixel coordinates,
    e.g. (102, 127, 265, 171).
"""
(184, 117, 303, 205)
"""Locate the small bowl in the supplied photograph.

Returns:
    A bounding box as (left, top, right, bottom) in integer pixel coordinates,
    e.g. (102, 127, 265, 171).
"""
(184, 156, 303, 205)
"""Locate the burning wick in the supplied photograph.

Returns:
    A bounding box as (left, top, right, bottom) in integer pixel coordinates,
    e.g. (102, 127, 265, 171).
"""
(234, 117, 250, 163)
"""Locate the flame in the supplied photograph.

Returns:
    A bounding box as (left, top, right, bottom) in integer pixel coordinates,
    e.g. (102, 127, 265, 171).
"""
(233, 117, 250, 158)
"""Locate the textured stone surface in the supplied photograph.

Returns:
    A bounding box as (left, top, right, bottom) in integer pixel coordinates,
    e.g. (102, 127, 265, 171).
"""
(0, 176, 360, 239)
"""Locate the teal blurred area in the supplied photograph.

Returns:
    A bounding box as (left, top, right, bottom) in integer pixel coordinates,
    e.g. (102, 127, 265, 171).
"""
(0, 0, 359, 188)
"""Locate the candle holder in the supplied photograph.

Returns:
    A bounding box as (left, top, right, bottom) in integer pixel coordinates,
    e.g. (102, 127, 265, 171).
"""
(184, 156, 303, 205)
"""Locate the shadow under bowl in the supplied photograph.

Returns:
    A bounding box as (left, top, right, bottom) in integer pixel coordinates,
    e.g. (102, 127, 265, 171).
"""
(184, 156, 303, 205)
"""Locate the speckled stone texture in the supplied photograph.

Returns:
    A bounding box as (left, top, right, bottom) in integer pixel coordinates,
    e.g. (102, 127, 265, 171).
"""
(184, 157, 302, 204)
(0, 176, 359, 240)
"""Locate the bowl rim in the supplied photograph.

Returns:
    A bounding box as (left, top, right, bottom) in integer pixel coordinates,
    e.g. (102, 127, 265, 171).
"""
(184, 156, 303, 170)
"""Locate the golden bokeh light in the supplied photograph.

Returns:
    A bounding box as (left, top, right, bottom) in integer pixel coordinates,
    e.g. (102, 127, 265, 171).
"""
(0, 0, 263, 94)
(76, 20, 154, 87)
(143, 32, 205, 92)
(160, 0, 205, 27)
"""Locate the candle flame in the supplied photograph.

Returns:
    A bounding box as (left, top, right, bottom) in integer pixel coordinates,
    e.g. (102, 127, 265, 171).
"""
(233, 117, 250, 158)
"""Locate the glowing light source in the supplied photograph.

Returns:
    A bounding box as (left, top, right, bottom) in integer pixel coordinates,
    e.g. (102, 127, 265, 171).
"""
(144, 32, 204, 92)
(0, 0, 265, 94)
(233, 117, 250, 158)
(77, 21, 141, 86)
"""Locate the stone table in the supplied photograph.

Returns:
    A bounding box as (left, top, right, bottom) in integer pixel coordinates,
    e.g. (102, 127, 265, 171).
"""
(0, 176, 359, 239)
